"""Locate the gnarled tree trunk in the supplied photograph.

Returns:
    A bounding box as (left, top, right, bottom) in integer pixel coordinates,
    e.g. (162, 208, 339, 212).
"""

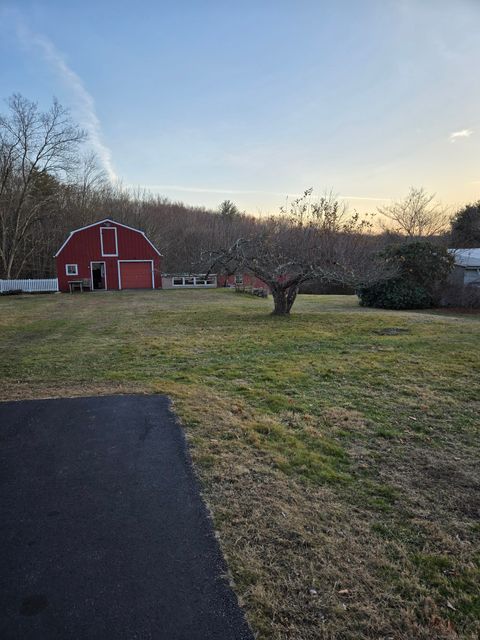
(271, 284, 299, 315)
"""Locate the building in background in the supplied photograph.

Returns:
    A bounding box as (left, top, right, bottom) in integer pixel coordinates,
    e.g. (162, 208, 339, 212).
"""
(161, 274, 217, 288)
(448, 249, 480, 287)
(55, 219, 162, 292)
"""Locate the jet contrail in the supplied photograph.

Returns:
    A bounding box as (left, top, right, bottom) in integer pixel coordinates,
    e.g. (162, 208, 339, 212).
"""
(13, 17, 117, 182)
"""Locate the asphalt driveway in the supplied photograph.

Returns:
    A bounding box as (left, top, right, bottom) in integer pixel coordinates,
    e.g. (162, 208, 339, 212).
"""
(0, 395, 253, 640)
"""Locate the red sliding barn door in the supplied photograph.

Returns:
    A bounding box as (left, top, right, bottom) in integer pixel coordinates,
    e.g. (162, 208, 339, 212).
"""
(119, 262, 152, 289)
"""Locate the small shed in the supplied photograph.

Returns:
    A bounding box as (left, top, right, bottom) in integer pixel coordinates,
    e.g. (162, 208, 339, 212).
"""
(217, 273, 270, 291)
(55, 219, 162, 292)
(448, 249, 480, 287)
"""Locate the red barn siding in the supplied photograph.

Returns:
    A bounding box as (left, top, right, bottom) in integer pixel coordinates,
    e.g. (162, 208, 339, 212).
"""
(217, 273, 269, 290)
(55, 220, 162, 292)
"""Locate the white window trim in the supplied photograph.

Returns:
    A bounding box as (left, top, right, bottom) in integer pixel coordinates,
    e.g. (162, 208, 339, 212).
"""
(100, 226, 118, 257)
(65, 264, 78, 276)
(117, 260, 155, 290)
(171, 275, 217, 287)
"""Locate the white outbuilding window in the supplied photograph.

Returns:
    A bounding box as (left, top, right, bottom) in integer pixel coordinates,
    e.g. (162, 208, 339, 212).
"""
(66, 264, 78, 276)
(171, 275, 217, 287)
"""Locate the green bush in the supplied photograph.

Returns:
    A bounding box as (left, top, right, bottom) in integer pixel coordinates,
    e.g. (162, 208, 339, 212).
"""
(357, 241, 453, 309)
(451, 201, 480, 246)
(358, 279, 432, 309)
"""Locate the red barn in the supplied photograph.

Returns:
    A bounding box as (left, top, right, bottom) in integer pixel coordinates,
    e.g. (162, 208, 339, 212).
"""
(55, 219, 162, 292)
(217, 273, 270, 290)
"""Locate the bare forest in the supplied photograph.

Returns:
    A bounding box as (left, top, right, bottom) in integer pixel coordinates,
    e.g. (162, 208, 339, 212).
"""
(1, 95, 457, 290)
(0, 94, 262, 279)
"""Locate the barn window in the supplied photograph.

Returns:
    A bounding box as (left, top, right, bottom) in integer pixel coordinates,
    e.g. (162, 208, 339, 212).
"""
(172, 275, 217, 287)
(235, 274, 243, 284)
(100, 226, 118, 256)
(66, 264, 78, 276)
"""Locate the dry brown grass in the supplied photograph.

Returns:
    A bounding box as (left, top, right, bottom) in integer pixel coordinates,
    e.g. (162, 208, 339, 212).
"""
(171, 387, 476, 640)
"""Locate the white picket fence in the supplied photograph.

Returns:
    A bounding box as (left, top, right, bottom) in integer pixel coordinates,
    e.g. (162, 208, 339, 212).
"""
(0, 278, 59, 293)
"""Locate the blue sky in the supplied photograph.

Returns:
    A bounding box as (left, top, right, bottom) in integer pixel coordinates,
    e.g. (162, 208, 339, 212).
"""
(1, 0, 479, 214)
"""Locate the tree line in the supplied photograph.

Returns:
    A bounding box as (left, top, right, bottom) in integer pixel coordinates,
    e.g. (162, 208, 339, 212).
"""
(0, 94, 261, 279)
(1, 94, 479, 313)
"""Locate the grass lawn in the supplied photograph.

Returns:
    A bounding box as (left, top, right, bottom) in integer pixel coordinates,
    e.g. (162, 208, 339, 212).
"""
(1, 289, 479, 639)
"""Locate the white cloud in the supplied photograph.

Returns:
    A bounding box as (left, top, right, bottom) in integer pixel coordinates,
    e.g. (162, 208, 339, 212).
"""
(449, 129, 474, 143)
(128, 184, 390, 203)
(12, 17, 117, 182)
(127, 184, 298, 197)
(339, 195, 390, 202)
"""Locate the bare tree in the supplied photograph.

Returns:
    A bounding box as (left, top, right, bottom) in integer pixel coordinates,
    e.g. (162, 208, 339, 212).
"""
(378, 187, 450, 238)
(0, 94, 86, 277)
(73, 152, 108, 218)
(209, 190, 390, 315)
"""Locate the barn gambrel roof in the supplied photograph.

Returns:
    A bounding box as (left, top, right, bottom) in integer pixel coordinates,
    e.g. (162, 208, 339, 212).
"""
(54, 218, 162, 257)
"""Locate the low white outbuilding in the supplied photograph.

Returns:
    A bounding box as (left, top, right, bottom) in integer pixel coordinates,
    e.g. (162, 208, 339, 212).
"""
(161, 273, 217, 289)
